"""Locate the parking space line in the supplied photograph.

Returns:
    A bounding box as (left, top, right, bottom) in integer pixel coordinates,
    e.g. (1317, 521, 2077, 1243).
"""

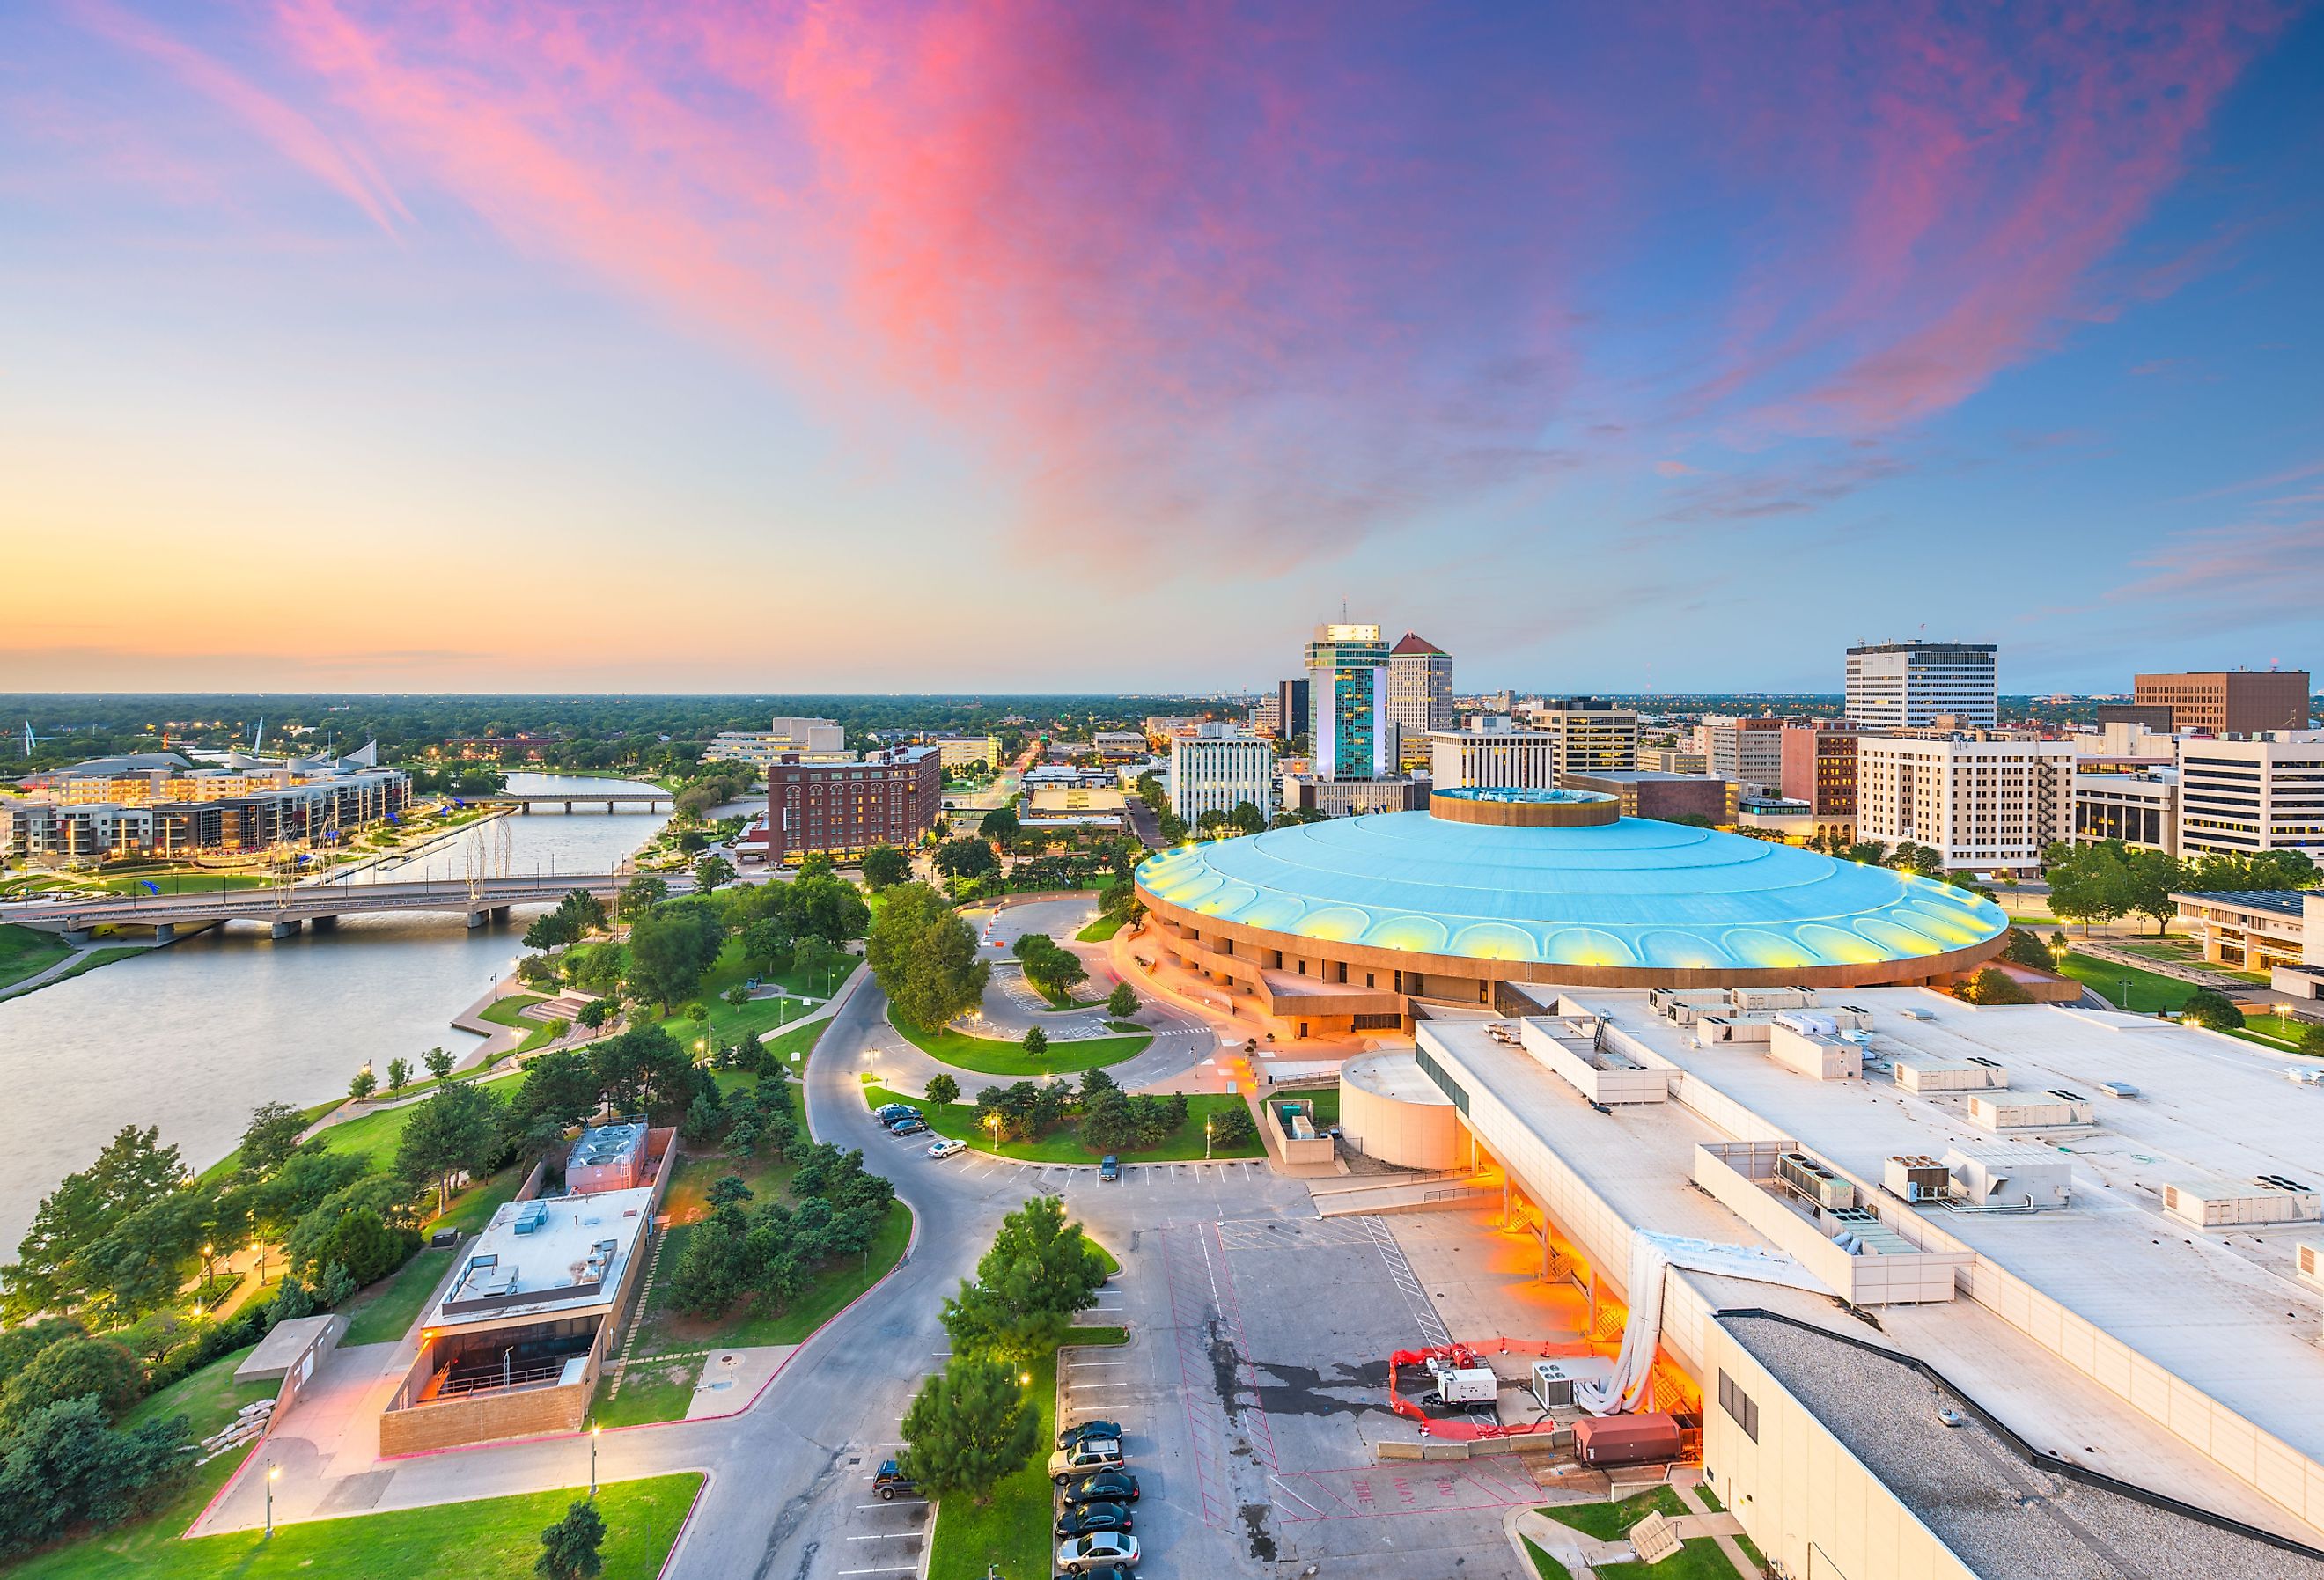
(854, 1503, 929, 1510)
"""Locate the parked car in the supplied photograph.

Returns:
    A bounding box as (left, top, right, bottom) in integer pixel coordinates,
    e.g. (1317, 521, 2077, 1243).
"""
(1056, 1566, 1131, 1580)
(872, 1459, 916, 1501)
(889, 1118, 929, 1136)
(1058, 1420, 1122, 1450)
(1055, 1532, 1139, 1574)
(1099, 1154, 1121, 1182)
(1048, 1439, 1126, 1484)
(874, 1103, 920, 1125)
(1055, 1502, 1132, 1538)
(926, 1137, 967, 1159)
(1059, 1469, 1140, 1507)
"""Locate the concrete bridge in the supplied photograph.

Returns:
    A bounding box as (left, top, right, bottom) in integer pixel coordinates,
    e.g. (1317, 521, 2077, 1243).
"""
(0, 872, 631, 944)
(474, 790, 678, 814)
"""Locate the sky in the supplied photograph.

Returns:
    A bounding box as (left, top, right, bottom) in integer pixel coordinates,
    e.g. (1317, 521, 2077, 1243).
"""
(3, 2, 2320, 696)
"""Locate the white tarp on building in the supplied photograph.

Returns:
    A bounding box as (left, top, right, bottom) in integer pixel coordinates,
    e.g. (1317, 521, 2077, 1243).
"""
(1574, 1230, 1829, 1415)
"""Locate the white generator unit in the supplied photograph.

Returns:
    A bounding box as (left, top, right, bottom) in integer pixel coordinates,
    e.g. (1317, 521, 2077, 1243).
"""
(1427, 1363, 1498, 1405)
(1531, 1360, 1578, 1410)
(2163, 1176, 2321, 1230)
(1945, 1143, 2073, 1209)
(1967, 1088, 2094, 1133)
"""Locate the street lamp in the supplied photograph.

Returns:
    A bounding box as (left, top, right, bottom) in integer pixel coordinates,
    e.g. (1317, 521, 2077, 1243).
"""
(2120, 975, 2131, 1013)
(266, 1461, 279, 1538)
(1205, 1118, 1214, 1160)
(590, 1421, 601, 1497)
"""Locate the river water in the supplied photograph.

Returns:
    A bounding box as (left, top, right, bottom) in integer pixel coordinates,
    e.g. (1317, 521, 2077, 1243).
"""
(0, 775, 683, 1249)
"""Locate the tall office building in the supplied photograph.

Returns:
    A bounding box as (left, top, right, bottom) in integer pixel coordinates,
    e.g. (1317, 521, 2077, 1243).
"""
(1527, 698, 1638, 778)
(1276, 679, 1312, 745)
(2133, 670, 2312, 735)
(1845, 642, 1998, 729)
(1170, 724, 1276, 824)
(1304, 622, 1391, 780)
(1385, 634, 1454, 765)
(1427, 717, 1560, 790)
(1779, 724, 1864, 841)
(1855, 734, 2074, 874)
(2176, 731, 2324, 860)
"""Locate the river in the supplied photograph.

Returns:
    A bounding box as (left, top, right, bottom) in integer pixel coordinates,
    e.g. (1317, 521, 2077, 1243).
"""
(0, 775, 688, 1250)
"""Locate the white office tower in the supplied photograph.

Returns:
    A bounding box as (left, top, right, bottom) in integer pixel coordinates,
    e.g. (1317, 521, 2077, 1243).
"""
(2177, 731, 2324, 861)
(1170, 724, 1276, 825)
(1386, 633, 1454, 742)
(1846, 642, 1998, 728)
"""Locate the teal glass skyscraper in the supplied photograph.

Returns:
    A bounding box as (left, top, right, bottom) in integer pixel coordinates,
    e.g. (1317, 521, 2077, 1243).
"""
(1304, 621, 1390, 780)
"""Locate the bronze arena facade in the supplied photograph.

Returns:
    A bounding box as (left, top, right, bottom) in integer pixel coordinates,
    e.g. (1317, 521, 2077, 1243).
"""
(1132, 788, 2009, 1037)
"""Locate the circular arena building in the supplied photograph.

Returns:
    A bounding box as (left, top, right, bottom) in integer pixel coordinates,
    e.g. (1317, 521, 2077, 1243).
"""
(1132, 788, 2008, 1037)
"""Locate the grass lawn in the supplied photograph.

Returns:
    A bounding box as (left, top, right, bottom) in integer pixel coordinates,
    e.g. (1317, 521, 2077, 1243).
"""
(5, 1472, 701, 1580)
(0, 922, 71, 990)
(2239, 1010, 2319, 1049)
(477, 993, 569, 1054)
(1296, 1089, 1342, 1126)
(194, 1096, 348, 1184)
(651, 940, 855, 1049)
(1074, 915, 1127, 943)
(338, 1169, 526, 1346)
(891, 1013, 1150, 1076)
(1541, 1485, 1688, 1541)
(927, 1329, 1129, 1580)
(864, 1084, 1262, 1164)
(592, 1356, 702, 1429)
(2054, 952, 2203, 1015)
(314, 1070, 525, 1172)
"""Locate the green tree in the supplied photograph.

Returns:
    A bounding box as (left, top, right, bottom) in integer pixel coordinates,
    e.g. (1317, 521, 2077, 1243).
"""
(938, 1194, 1106, 1363)
(301, 1206, 417, 1289)
(2045, 841, 2130, 933)
(1106, 981, 1139, 1018)
(2299, 1021, 2324, 1057)
(934, 835, 1000, 894)
(577, 997, 613, 1031)
(1021, 1025, 1048, 1061)
(2123, 848, 2188, 935)
(236, 1104, 309, 1177)
(1961, 967, 2034, 1005)
(1207, 1103, 1257, 1147)
(739, 915, 794, 977)
(0, 1335, 143, 1428)
(423, 1046, 457, 1082)
(349, 1067, 379, 1102)
(386, 1057, 414, 1096)
(862, 845, 909, 891)
(1078, 1087, 1136, 1152)
(396, 1081, 506, 1215)
(588, 1025, 700, 1115)
(618, 872, 668, 919)
(1228, 800, 1266, 836)
(978, 805, 1020, 851)
(867, 884, 989, 1031)
(926, 1072, 960, 1106)
(4, 1128, 188, 1321)
(2181, 988, 2245, 1031)
(897, 1354, 1040, 1504)
(693, 853, 736, 893)
(524, 910, 578, 952)
(0, 1395, 191, 1555)
(1999, 929, 2056, 972)
(626, 898, 728, 1010)
(536, 1497, 607, 1580)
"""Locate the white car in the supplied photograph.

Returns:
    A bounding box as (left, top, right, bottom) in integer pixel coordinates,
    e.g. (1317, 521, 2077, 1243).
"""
(1056, 1532, 1139, 1574)
(926, 1137, 967, 1160)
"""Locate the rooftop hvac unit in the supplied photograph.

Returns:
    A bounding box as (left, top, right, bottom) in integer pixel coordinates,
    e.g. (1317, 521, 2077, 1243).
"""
(1945, 1143, 2073, 1209)
(1828, 1206, 1917, 1255)
(2162, 1178, 2323, 1230)
(1775, 1010, 1838, 1038)
(2096, 1081, 2138, 1099)
(1967, 1089, 2094, 1132)
(1833, 1005, 1875, 1031)
(1897, 1006, 1936, 1021)
(1885, 1156, 1952, 1203)
(1776, 1150, 1860, 1212)
(2297, 1242, 2324, 1293)
(1532, 1360, 1578, 1411)
(1731, 986, 1817, 1012)
(1892, 1055, 2008, 1093)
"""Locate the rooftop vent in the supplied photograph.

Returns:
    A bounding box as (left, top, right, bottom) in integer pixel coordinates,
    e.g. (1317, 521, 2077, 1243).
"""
(2297, 1241, 2324, 1293)
(1776, 1151, 1858, 1212)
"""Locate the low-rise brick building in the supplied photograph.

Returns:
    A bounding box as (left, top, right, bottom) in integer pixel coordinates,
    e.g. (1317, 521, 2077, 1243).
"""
(761, 746, 941, 863)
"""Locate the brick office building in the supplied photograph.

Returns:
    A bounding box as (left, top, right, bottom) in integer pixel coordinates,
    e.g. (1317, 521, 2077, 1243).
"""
(1779, 724, 1865, 842)
(763, 746, 941, 863)
(2131, 670, 2312, 734)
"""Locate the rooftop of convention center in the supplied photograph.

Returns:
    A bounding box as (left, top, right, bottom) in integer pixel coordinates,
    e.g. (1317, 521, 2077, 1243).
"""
(1135, 808, 2006, 973)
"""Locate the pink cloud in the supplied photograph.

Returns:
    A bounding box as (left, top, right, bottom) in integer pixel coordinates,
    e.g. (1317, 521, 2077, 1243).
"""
(71, 0, 408, 236)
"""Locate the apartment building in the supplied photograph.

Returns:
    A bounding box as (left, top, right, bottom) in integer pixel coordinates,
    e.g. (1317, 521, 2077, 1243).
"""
(1856, 734, 2074, 874)
(1169, 724, 1276, 825)
(2177, 731, 2324, 860)
(1526, 697, 1638, 778)
(1639, 746, 1709, 775)
(761, 746, 941, 863)
(1777, 724, 1864, 841)
(703, 717, 849, 768)
(1700, 717, 1786, 796)
(1845, 641, 1998, 728)
(919, 734, 1001, 772)
(2135, 669, 2311, 734)
(1385, 635, 1453, 768)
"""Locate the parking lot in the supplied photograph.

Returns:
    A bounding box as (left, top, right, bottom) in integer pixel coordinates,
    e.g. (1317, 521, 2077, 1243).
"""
(1060, 1207, 1541, 1580)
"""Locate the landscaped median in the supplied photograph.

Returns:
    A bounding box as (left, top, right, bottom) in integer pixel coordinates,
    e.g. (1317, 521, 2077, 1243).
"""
(1519, 1485, 1768, 1580)
(891, 1012, 1150, 1075)
(863, 1079, 1262, 1165)
(925, 1326, 1129, 1580)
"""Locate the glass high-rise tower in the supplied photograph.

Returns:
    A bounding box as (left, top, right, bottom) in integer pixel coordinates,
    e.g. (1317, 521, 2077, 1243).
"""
(1304, 622, 1391, 780)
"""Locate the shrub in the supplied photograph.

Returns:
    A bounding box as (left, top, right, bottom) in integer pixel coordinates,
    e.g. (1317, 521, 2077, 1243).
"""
(2181, 988, 2245, 1031)
(1962, 967, 2034, 1006)
(0, 1336, 143, 1429)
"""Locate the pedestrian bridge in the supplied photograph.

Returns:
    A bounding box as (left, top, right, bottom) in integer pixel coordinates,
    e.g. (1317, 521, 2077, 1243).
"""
(0, 872, 629, 944)
(473, 790, 677, 813)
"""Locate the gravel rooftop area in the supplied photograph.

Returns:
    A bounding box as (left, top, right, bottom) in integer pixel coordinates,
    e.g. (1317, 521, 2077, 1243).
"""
(1723, 1314, 2324, 1580)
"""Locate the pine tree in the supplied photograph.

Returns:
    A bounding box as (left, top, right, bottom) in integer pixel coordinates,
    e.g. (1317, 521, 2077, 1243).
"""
(898, 1355, 1039, 1503)
(536, 1498, 607, 1580)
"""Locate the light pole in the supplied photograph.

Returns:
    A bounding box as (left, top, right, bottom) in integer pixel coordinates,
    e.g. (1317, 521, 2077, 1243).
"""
(2120, 976, 2131, 1013)
(590, 1421, 601, 1498)
(266, 1461, 279, 1537)
(1205, 1118, 1214, 1160)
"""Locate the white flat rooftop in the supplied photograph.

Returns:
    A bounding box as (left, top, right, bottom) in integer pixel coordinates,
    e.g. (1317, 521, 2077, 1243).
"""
(430, 1187, 654, 1329)
(1585, 989, 2324, 1480)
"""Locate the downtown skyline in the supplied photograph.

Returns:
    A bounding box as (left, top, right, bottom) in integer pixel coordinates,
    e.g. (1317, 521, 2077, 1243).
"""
(4, 2, 2322, 694)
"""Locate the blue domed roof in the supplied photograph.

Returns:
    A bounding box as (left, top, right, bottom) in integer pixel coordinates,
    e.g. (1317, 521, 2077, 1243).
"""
(1135, 812, 2005, 972)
